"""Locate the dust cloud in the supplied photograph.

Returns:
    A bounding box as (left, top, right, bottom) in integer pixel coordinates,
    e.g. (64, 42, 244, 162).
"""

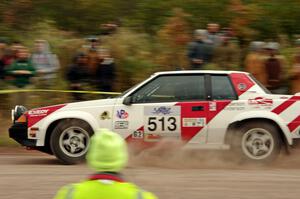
(128, 139, 300, 170)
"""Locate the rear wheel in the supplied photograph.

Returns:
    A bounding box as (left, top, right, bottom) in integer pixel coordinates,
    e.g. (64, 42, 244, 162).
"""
(50, 119, 93, 164)
(231, 122, 281, 164)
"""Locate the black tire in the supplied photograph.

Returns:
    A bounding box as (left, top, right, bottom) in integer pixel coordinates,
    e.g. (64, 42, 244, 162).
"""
(231, 121, 281, 164)
(50, 119, 93, 164)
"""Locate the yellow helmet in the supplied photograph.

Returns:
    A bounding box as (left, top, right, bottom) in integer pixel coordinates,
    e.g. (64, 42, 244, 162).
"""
(86, 129, 128, 172)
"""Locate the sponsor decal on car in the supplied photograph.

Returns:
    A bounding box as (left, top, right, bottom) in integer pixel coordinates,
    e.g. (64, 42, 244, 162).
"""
(100, 111, 110, 120)
(225, 102, 246, 111)
(248, 97, 273, 106)
(182, 118, 206, 127)
(209, 102, 217, 111)
(116, 109, 129, 119)
(144, 133, 161, 142)
(27, 104, 66, 127)
(132, 130, 143, 139)
(28, 109, 49, 117)
(238, 83, 247, 91)
(151, 106, 172, 115)
(114, 121, 129, 129)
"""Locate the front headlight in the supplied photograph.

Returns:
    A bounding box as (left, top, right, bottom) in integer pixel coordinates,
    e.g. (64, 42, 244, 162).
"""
(11, 105, 27, 122)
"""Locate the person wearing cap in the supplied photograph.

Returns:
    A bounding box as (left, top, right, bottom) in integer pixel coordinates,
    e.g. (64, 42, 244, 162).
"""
(187, 29, 213, 69)
(53, 129, 158, 199)
(31, 39, 60, 88)
(86, 36, 100, 78)
(264, 42, 286, 94)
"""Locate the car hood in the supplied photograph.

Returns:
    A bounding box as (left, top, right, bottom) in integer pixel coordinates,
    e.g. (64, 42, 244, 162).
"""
(27, 98, 118, 114)
(64, 98, 118, 109)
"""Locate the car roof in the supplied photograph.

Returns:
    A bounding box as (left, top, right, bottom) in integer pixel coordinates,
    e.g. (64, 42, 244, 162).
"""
(154, 70, 249, 76)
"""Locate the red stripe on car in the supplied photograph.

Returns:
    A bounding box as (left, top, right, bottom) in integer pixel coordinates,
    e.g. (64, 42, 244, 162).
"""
(287, 115, 300, 132)
(272, 96, 300, 115)
(229, 73, 255, 96)
(27, 104, 66, 127)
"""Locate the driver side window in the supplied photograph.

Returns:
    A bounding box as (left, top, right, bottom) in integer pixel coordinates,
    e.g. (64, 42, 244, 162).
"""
(131, 75, 206, 103)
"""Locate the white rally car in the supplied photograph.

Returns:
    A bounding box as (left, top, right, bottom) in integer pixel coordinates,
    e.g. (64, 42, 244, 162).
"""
(9, 70, 300, 164)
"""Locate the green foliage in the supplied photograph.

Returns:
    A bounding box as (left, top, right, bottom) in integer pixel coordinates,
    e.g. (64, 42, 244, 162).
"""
(103, 28, 157, 89)
(1, 0, 300, 40)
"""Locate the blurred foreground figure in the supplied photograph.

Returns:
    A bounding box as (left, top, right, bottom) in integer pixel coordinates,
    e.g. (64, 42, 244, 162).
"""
(245, 41, 267, 85)
(187, 29, 212, 69)
(54, 129, 157, 199)
(31, 40, 60, 87)
(290, 39, 300, 94)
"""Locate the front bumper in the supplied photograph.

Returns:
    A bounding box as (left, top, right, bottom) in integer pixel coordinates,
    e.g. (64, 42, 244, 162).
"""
(9, 123, 36, 147)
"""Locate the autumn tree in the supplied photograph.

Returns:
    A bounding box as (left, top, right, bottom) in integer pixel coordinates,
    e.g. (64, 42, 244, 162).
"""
(227, 0, 261, 42)
(157, 8, 191, 70)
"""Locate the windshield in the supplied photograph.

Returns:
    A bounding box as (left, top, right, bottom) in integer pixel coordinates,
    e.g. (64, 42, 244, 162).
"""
(117, 81, 144, 97)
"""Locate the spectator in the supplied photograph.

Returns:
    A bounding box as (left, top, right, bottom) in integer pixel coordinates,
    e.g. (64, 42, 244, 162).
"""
(100, 23, 119, 36)
(290, 39, 300, 94)
(207, 23, 222, 47)
(245, 41, 267, 86)
(31, 39, 60, 88)
(0, 39, 7, 80)
(264, 42, 286, 94)
(213, 33, 240, 70)
(0, 57, 4, 80)
(5, 47, 36, 105)
(187, 29, 213, 69)
(66, 53, 90, 101)
(95, 49, 116, 92)
(86, 36, 100, 78)
(2, 41, 22, 67)
(53, 129, 157, 199)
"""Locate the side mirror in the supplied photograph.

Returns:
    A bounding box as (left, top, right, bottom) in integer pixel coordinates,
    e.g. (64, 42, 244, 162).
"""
(123, 96, 132, 106)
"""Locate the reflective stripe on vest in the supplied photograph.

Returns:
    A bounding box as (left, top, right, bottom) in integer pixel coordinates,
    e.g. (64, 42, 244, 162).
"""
(64, 173, 144, 199)
(64, 185, 144, 199)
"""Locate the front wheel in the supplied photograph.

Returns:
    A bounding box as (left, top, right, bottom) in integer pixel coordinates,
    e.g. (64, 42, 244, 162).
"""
(231, 122, 282, 164)
(50, 119, 93, 164)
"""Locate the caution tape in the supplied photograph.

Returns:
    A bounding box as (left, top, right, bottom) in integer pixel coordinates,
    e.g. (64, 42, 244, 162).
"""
(0, 89, 121, 95)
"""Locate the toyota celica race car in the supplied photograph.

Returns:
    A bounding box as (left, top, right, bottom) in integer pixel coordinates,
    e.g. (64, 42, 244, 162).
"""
(9, 70, 300, 164)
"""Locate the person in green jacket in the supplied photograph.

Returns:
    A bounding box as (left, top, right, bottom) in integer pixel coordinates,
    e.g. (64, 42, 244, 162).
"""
(53, 129, 158, 199)
(5, 47, 36, 106)
(5, 47, 36, 88)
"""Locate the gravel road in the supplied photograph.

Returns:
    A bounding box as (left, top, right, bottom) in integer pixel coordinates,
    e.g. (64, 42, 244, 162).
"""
(1, 147, 300, 199)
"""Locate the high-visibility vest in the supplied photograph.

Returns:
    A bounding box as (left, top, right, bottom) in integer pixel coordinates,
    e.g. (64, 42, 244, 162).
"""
(53, 173, 158, 199)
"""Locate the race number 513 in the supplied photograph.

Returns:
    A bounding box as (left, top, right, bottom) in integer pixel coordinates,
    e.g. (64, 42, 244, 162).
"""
(144, 106, 180, 134)
(147, 116, 177, 132)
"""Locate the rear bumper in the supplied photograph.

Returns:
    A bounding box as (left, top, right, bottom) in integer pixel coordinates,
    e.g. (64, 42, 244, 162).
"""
(9, 123, 36, 147)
